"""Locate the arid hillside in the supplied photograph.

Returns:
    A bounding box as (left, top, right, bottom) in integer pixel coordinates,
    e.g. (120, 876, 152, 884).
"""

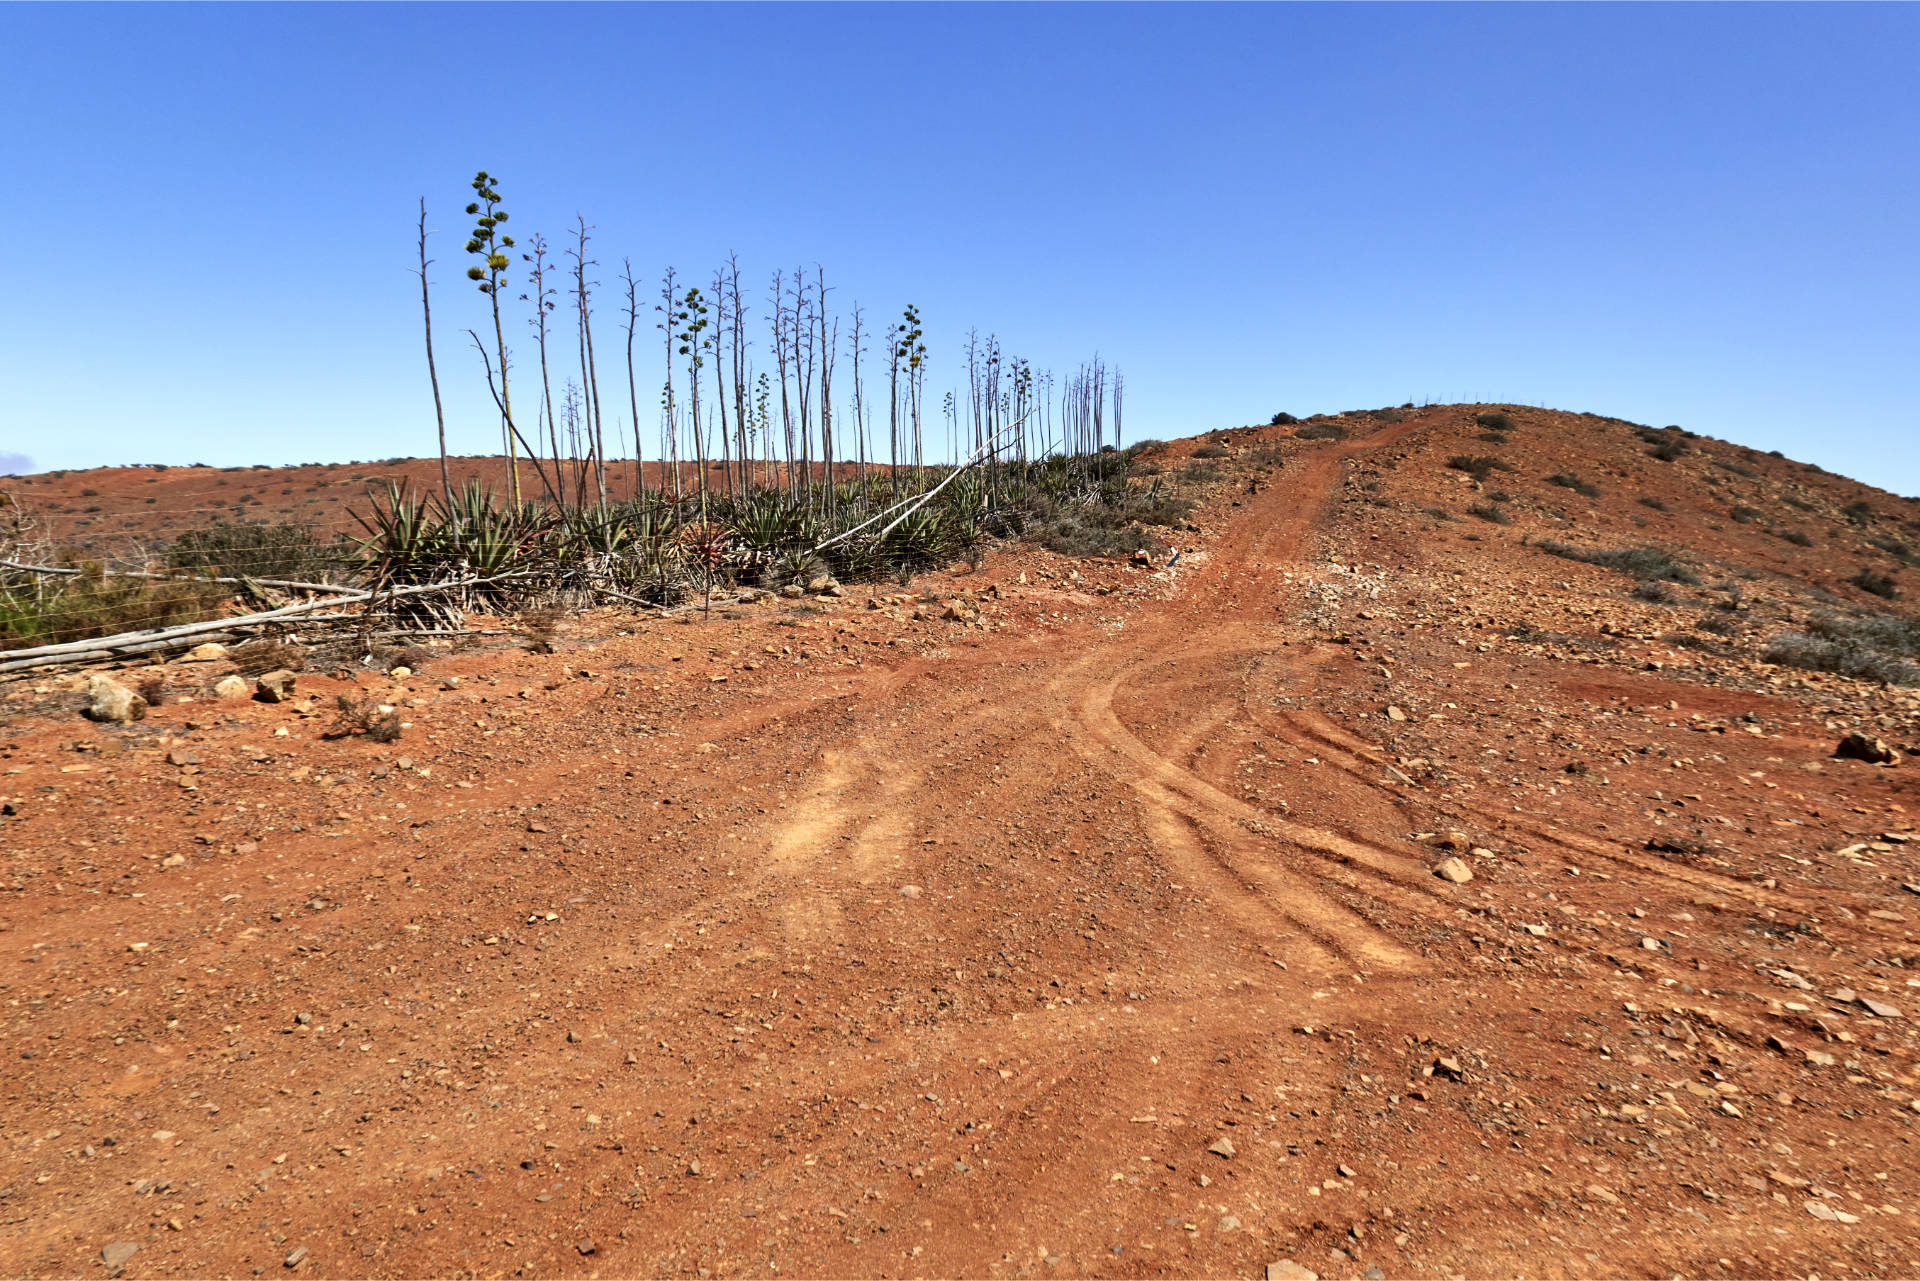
(3, 404, 1919, 1281)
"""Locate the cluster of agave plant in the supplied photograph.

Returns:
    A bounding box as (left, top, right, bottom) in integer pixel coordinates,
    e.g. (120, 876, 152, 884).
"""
(350, 449, 1155, 623)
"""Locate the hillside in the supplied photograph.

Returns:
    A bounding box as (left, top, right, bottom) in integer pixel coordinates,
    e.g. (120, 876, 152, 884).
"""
(2, 404, 1918, 1280)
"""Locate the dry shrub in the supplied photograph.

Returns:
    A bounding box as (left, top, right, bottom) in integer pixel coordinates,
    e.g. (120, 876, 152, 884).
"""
(228, 637, 307, 676)
(325, 692, 402, 742)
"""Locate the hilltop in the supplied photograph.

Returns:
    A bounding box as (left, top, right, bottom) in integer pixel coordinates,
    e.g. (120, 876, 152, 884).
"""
(1, 404, 1918, 1280)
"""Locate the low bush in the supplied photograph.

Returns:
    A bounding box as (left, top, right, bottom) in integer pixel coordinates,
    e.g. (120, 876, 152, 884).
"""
(1765, 624, 1920, 686)
(1269, 412, 1298, 426)
(0, 569, 229, 650)
(1473, 411, 1513, 432)
(1632, 579, 1679, 604)
(1730, 505, 1763, 523)
(1447, 455, 1515, 482)
(1476, 431, 1509, 444)
(1712, 457, 1758, 479)
(1850, 568, 1900, 599)
(1638, 496, 1668, 512)
(1545, 472, 1601, 498)
(167, 521, 353, 583)
(1192, 444, 1231, 459)
(1648, 439, 1690, 461)
(1181, 461, 1225, 484)
(1294, 422, 1348, 441)
(1775, 528, 1813, 547)
(1419, 506, 1456, 522)
(1536, 540, 1701, 584)
(1467, 501, 1512, 525)
(1868, 536, 1920, 567)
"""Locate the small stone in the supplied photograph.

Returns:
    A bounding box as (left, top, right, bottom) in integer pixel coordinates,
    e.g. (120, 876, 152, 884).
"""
(898, 885, 922, 899)
(1218, 1214, 1241, 1232)
(1337, 1164, 1356, 1179)
(85, 675, 146, 723)
(1385, 706, 1406, 722)
(687, 1160, 701, 1176)
(566, 1030, 583, 1044)
(1432, 1056, 1465, 1080)
(161, 853, 186, 868)
(256, 670, 298, 703)
(389, 665, 411, 678)
(1433, 857, 1473, 884)
(1585, 1184, 1620, 1205)
(575, 1239, 596, 1256)
(102, 1242, 140, 1269)
(1266, 1262, 1318, 1281)
(1859, 997, 1902, 1019)
(1207, 1136, 1236, 1159)
(283, 1246, 309, 1268)
(183, 642, 227, 661)
(213, 674, 249, 699)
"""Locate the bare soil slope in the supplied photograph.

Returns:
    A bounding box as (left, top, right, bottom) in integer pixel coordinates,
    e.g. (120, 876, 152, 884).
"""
(3, 406, 1919, 1280)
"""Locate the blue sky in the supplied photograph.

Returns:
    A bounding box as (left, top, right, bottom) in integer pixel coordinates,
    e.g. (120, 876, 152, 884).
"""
(2, 3, 1915, 492)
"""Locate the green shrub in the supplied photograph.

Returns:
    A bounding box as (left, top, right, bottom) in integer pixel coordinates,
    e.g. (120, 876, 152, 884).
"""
(1269, 412, 1297, 426)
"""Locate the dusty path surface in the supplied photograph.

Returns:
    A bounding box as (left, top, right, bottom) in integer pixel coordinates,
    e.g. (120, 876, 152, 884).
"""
(5, 415, 1920, 1280)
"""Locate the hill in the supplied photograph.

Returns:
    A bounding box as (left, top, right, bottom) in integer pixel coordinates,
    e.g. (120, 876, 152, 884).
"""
(1, 404, 1917, 1279)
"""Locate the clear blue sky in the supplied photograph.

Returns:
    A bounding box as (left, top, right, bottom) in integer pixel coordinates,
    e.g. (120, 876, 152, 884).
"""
(2, 3, 1915, 492)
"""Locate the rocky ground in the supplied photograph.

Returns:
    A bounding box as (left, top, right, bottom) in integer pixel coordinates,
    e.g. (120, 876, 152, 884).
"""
(3, 408, 1919, 1280)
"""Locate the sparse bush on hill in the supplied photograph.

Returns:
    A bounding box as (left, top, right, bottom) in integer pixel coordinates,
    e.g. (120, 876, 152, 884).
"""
(1633, 579, 1680, 604)
(1648, 438, 1690, 461)
(1535, 540, 1701, 584)
(1713, 457, 1759, 478)
(1294, 422, 1348, 441)
(1192, 444, 1231, 459)
(1844, 500, 1875, 525)
(1776, 528, 1814, 547)
(1868, 536, 1919, 567)
(1420, 506, 1455, 522)
(1850, 568, 1900, 599)
(1729, 505, 1763, 524)
(1181, 461, 1225, 484)
(1545, 472, 1601, 498)
(1467, 501, 1512, 525)
(1372, 407, 1408, 423)
(1447, 455, 1515, 482)
(1638, 496, 1668, 512)
(1476, 431, 1509, 444)
(1765, 610, 1920, 685)
(1473, 411, 1513, 432)
(1269, 412, 1298, 426)
(1782, 495, 1815, 512)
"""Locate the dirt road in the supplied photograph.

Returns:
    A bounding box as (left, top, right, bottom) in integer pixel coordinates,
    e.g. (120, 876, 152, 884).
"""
(6, 418, 1919, 1280)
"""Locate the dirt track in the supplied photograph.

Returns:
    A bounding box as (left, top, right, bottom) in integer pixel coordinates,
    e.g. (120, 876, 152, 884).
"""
(6, 416, 1920, 1280)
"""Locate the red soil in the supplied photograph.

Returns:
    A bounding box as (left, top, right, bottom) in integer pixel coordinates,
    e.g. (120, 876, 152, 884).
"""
(3, 407, 1919, 1280)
